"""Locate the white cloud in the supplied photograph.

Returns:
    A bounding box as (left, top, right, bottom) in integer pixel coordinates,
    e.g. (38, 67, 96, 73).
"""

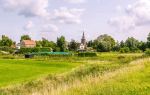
(24, 21, 34, 30)
(41, 24, 59, 32)
(109, 0, 150, 31)
(52, 7, 85, 24)
(0, 0, 49, 17)
(64, 0, 86, 4)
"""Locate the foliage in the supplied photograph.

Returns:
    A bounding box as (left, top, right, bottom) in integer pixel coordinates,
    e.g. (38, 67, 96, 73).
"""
(119, 47, 130, 53)
(96, 41, 112, 52)
(0, 35, 13, 47)
(57, 36, 67, 52)
(95, 34, 115, 52)
(0, 46, 15, 53)
(147, 32, 150, 48)
(20, 35, 31, 41)
(125, 37, 139, 51)
(68, 39, 78, 51)
(144, 49, 150, 56)
(19, 47, 51, 54)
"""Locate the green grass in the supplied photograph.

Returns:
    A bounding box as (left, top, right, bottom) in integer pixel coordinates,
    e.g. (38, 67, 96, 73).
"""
(62, 58, 150, 95)
(0, 59, 80, 87)
(0, 52, 148, 95)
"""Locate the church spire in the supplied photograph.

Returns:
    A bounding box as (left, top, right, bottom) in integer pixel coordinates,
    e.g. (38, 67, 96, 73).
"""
(82, 32, 85, 39)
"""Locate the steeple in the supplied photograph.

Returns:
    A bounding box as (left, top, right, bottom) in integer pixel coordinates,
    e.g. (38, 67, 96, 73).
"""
(82, 32, 85, 39)
(81, 31, 86, 45)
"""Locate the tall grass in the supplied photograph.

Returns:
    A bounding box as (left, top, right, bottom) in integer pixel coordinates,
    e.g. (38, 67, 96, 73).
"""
(0, 53, 145, 95)
(61, 58, 150, 95)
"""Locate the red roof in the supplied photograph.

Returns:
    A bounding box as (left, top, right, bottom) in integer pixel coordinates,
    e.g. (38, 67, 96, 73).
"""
(22, 40, 36, 45)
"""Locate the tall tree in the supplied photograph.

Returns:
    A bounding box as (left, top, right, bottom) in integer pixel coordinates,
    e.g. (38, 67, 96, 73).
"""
(95, 34, 115, 52)
(69, 39, 78, 51)
(147, 32, 150, 48)
(125, 37, 139, 51)
(21, 35, 31, 41)
(138, 41, 147, 51)
(57, 36, 66, 52)
(87, 40, 93, 47)
(120, 40, 125, 48)
(0, 35, 13, 47)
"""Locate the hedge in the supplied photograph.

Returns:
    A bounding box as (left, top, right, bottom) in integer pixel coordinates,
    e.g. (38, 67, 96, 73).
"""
(78, 52, 97, 57)
(19, 47, 52, 54)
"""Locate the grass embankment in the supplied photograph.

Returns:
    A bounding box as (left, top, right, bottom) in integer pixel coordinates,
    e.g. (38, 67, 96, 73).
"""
(62, 58, 150, 95)
(0, 53, 144, 95)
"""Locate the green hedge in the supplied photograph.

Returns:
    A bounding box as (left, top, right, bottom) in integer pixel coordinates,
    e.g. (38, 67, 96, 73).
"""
(78, 52, 97, 57)
(19, 47, 51, 54)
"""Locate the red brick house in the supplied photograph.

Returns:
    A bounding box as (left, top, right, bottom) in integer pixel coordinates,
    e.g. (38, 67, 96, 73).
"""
(21, 40, 36, 48)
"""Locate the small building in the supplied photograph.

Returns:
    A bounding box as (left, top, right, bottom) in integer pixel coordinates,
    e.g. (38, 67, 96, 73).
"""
(16, 43, 21, 49)
(21, 40, 36, 48)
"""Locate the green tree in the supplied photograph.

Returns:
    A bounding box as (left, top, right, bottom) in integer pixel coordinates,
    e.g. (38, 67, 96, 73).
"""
(57, 36, 66, 52)
(120, 40, 125, 48)
(36, 38, 56, 50)
(95, 34, 115, 52)
(87, 40, 93, 47)
(21, 35, 31, 41)
(69, 39, 78, 51)
(138, 41, 147, 51)
(125, 37, 139, 52)
(0, 35, 13, 47)
(112, 41, 120, 51)
(97, 41, 111, 52)
(147, 32, 150, 48)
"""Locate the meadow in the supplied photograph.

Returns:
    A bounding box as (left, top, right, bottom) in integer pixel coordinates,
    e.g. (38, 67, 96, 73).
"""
(0, 52, 149, 95)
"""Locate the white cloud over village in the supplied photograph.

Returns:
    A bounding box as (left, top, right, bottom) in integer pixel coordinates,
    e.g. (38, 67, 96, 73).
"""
(0, 0, 149, 42)
(51, 7, 85, 24)
(0, 0, 86, 33)
(109, 0, 150, 32)
(24, 21, 34, 30)
(0, 0, 49, 17)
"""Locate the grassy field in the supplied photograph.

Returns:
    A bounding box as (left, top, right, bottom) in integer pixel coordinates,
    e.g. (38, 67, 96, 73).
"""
(0, 59, 80, 87)
(0, 52, 150, 95)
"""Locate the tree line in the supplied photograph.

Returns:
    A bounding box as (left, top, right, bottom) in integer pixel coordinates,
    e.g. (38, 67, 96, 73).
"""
(0, 33, 150, 53)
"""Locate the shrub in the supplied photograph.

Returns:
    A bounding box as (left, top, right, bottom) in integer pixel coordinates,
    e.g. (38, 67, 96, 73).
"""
(119, 47, 130, 53)
(0, 46, 15, 53)
(144, 49, 150, 56)
(19, 47, 52, 54)
(78, 52, 97, 57)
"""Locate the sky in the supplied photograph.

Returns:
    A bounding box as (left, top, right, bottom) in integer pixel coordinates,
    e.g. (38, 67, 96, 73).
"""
(0, 0, 150, 42)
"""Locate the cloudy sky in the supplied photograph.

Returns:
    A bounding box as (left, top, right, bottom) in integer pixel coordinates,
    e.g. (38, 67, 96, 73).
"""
(0, 0, 150, 42)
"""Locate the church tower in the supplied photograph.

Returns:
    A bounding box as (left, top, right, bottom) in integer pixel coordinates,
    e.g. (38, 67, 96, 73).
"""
(79, 31, 87, 51)
(81, 32, 86, 46)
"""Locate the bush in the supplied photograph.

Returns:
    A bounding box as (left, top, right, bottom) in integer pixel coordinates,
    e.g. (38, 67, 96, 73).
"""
(119, 47, 130, 53)
(78, 52, 97, 57)
(0, 46, 15, 53)
(19, 47, 52, 54)
(144, 49, 150, 56)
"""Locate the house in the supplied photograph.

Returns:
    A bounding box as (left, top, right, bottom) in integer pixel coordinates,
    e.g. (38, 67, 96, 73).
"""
(20, 40, 36, 48)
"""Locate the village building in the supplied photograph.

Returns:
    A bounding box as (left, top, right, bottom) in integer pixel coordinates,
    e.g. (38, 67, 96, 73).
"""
(78, 32, 87, 51)
(20, 40, 36, 48)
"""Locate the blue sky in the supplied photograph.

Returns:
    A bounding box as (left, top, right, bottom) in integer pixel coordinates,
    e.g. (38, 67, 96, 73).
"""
(0, 0, 150, 42)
